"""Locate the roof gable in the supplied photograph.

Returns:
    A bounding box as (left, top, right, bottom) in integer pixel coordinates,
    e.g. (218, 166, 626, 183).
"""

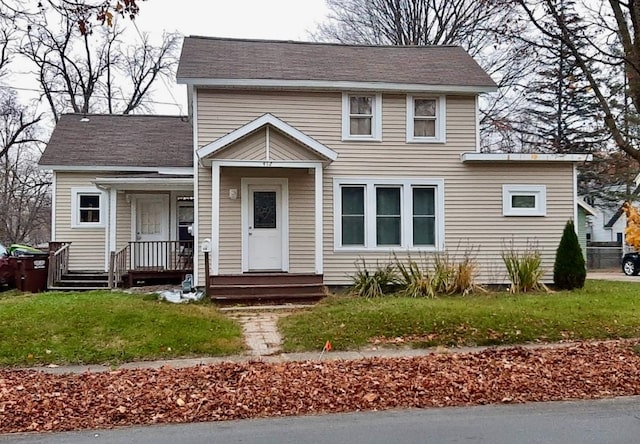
(197, 114, 338, 163)
(177, 36, 497, 93)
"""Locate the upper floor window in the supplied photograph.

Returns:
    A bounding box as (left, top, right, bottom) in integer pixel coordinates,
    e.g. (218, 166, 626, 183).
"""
(406, 95, 446, 143)
(71, 188, 105, 228)
(342, 93, 382, 141)
(502, 185, 547, 216)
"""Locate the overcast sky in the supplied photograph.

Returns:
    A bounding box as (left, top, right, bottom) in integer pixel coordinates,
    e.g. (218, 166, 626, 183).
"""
(133, 0, 331, 114)
(7, 0, 331, 116)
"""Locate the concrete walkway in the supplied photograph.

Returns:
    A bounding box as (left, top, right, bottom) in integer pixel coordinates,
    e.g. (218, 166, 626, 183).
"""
(221, 306, 298, 356)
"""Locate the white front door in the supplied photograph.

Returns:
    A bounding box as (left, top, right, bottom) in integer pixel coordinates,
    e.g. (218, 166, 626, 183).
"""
(247, 184, 284, 271)
(135, 195, 169, 268)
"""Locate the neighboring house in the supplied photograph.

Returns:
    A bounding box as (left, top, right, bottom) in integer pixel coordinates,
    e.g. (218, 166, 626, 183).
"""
(39, 36, 591, 293)
(577, 199, 597, 259)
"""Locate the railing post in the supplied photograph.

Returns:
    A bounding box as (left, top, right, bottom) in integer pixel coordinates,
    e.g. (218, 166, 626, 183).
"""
(204, 251, 210, 297)
(47, 250, 55, 288)
(108, 251, 115, 289)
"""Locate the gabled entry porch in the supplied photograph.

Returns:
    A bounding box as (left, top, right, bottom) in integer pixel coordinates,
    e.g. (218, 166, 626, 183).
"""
(196, 113, 338, 296)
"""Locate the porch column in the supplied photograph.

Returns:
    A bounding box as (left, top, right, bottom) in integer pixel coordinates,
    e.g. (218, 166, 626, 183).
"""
(211, 161, 221, 276)
(108, 188, 117, 271)
(314, 165, 323, 275)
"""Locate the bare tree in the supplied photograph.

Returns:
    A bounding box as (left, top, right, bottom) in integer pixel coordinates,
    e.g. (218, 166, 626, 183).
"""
(514, 0, 640, 162)
(0, 88, 48, 244)
(0, 133, 50, 244)
(1, 0, 143, 34)
(16, 2, 179, 121)
(0, 0, 174, 244)
(318, 0, 507, 54)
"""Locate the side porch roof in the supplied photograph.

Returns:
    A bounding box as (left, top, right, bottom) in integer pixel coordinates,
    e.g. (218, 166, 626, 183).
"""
(39, 114, 193, 171)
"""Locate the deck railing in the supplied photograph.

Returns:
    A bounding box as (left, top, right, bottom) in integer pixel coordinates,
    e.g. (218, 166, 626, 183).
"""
(109, 244, 130, 288)
(128, 240, 194, 272)
(47, 242, 71, 288)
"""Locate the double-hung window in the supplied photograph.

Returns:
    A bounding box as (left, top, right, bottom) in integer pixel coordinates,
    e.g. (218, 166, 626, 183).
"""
(334, 178, 444, 251)
(342, 93, 382, 141)
(71, 188, 105, 228)
(406, 95, 446, 143)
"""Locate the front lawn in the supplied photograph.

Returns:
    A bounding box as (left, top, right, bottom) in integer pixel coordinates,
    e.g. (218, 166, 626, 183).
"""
(279, 280, 640, 351)
(0, 291, 244, 367)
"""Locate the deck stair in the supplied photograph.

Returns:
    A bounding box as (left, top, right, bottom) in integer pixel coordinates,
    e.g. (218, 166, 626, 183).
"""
(48, 271, 111, 291)
(209, 273, 325, 303)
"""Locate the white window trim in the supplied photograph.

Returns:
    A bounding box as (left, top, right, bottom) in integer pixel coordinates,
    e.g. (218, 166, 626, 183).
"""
(406, 95, 446, 143)
(342, 92, 382, 141)
(333, 177, 445, 252)
(503, 185, 547, 217)
(71, 187, 106, 228)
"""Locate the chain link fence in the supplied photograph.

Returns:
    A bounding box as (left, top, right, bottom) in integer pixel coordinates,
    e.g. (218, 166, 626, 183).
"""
(586, 242, 623, 270)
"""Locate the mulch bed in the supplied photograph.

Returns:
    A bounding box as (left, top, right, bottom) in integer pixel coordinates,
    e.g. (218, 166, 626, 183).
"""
(2, 340, 640, 433)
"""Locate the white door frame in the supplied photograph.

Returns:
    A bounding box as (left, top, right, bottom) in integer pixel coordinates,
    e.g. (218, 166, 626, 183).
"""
(241, 178, 289, 272)
(130, 194, 170, 242)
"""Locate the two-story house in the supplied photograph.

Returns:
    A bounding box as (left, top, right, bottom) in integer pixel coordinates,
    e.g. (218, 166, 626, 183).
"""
(39, 36, 590, 295)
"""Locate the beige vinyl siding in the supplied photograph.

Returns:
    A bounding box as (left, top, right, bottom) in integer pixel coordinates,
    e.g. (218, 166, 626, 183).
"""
(269, 131, 324, 161)
(196, 89, 575, 285)
(116, 191, 132, 251)
(197, 164, 212, 282)
(54, 172, 107, 271)
(215, 128, 267, 160)
(215, 167, 315, 275)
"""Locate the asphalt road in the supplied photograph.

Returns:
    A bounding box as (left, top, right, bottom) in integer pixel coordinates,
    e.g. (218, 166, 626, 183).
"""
(2, 397, 640, 444)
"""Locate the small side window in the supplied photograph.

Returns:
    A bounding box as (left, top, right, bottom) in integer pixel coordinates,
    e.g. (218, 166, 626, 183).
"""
(502, 185, 546, 216)
(71, 188, 105, 227)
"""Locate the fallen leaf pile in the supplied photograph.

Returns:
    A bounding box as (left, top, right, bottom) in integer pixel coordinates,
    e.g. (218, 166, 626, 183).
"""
(2, 340, 640, 433)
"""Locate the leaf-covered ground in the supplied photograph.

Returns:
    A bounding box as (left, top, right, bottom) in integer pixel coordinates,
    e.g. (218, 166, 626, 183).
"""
(2, 340, 640, 434)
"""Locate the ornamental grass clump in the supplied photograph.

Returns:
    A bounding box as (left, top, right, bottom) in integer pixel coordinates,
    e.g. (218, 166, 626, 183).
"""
(451, 252, 486, 295)
(432, 253, 457, 295)
(349, 258, 399, 298)
(393, 251, 485, 297)
(394, 253, 437, 298)
(501, 243, 548, 293)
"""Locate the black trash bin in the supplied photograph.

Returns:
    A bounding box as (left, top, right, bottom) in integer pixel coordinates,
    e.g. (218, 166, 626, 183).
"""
(14, 254, 49, 293)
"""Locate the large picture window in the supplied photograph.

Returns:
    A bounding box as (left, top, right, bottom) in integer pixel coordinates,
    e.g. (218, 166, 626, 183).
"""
(342, 93, 382, 141)
(334, 178, 444, 251)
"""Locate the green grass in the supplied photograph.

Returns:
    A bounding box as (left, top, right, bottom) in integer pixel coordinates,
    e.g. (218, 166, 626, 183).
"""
(279, 280, 640, 352)
(0, 290, 244, 367)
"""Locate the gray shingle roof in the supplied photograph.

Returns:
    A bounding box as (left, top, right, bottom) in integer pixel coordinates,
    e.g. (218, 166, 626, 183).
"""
(39, 114, 193, 168)
(177, 36, 496, 89)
